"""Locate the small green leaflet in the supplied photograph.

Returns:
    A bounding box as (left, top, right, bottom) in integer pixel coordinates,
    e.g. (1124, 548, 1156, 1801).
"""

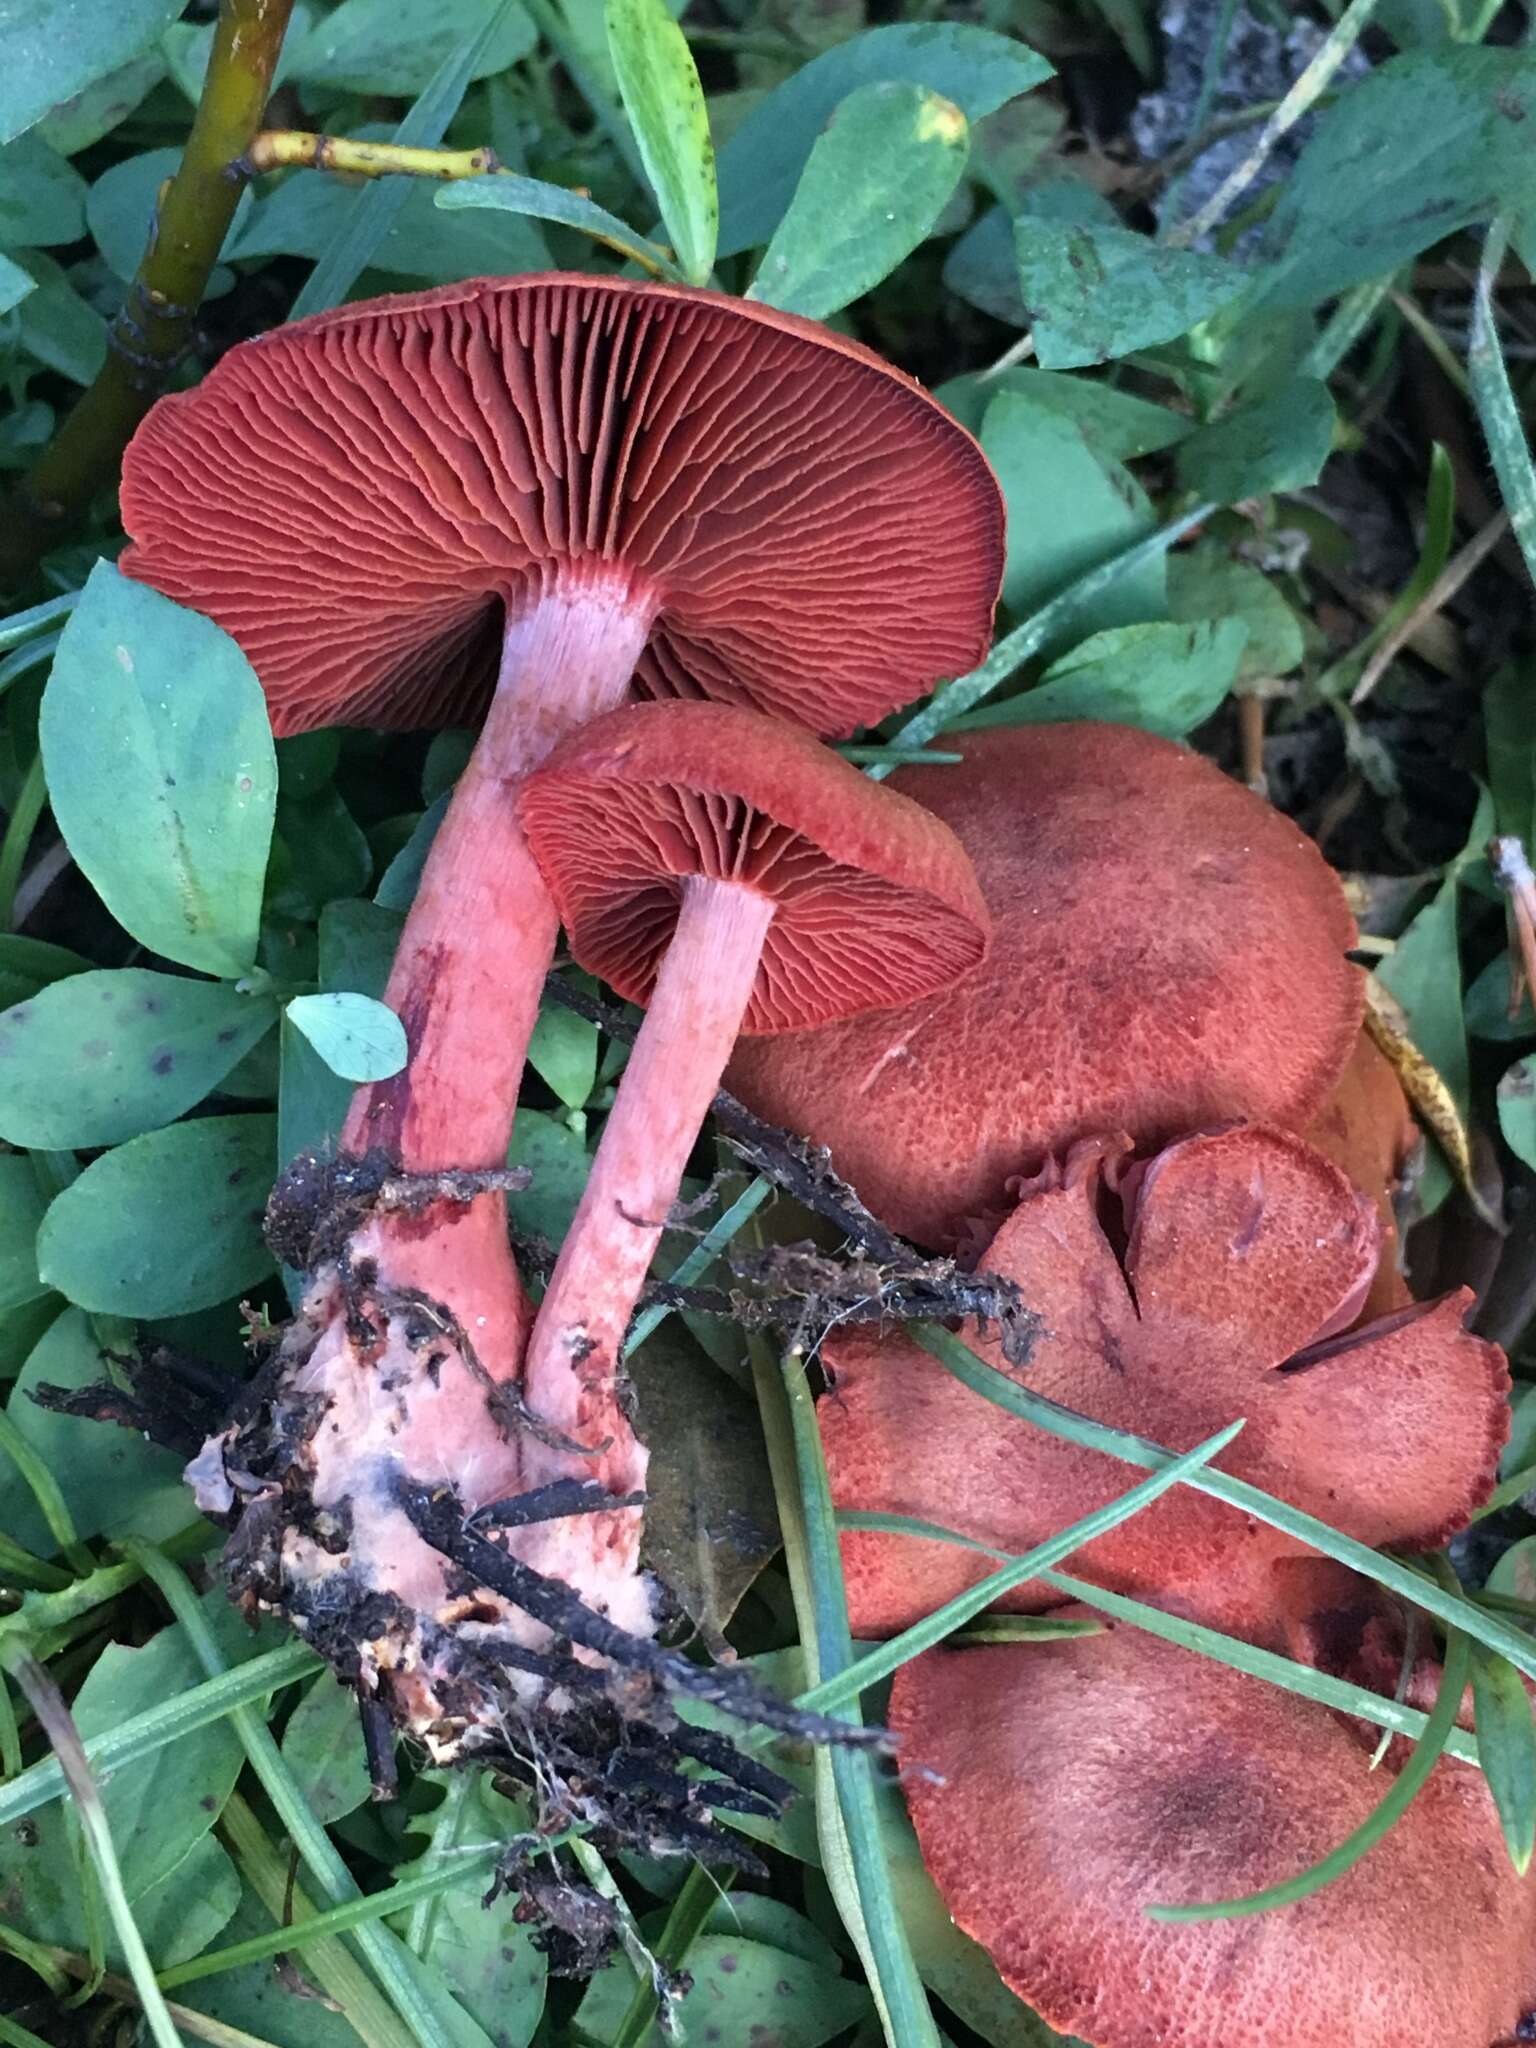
(0, 0, 186, 147)
(1470, 1647, 1536, 1875)
(1013, 218, 1247, 369)
(1174, 378, 1337, 503)
(286, 992, 407, 1083)
(41, 564, 277, 978)
(605, 0, 716, 286)
(750, 81, 968, 321)
(1498, 1057, 1536, 1171)
(436, 175, 678, 278)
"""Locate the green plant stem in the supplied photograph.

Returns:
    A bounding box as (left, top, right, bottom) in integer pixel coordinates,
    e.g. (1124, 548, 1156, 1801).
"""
(0, 2013, 54, 2048)
(3, 0, 297, 581)
(608, 1859, 733, 2048)
(520, 0, 648, 187)
(0, 754, 46, 933)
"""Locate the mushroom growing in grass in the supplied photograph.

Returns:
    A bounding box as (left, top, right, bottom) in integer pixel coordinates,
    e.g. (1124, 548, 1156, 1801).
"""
(892, 1559, 1536, 2048)
(729, 722, 1364, 1252)
(513, 698, 992, 1591)
(825, 1122, 1508, 1637)
(117, 275, 1003, 1729)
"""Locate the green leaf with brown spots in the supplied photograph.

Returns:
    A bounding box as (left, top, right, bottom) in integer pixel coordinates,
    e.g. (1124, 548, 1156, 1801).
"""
(0, 968, 277, 1148)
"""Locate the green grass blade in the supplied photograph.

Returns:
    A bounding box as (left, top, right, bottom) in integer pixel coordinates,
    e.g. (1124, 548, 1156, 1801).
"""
(0, 1642, 181, 2048)
(1148, 1610, 1469, 1921)
(1470, 1646, 1536, 1874)
(751, 1341, 939, 2048)
(0, 590, 78, 654)
(1470, 215, 1536, 592)
(913, 1321, 1536, 1682)
(0, 1642, 320, 1826)
(290, 1, 518, 319)
(124, 1542, 456, 2048)
(796, 1420, 1244, 1715)
(625, 1175, 772, 1355)
(883, 502, 1214, 768)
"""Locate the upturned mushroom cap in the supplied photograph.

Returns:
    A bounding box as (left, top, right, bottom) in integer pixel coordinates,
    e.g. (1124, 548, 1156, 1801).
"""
(119, 275, 1004, 739)
(516, 700, 991, 1031)
(890, 1590, 1536, 2048)
(1302, 1029, 1419, 1319)
(825, 1123, 1508, 1636)
(729, 723, 1363, 1248)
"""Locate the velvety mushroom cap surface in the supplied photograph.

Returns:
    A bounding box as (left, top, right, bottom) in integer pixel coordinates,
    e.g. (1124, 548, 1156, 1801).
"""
(517, 700, 991, 1030)
(826, 1123, 1508, 1636)
(891, 1603, 1536, 2048)
(729, 723, 1364, 1248)
(119, 274, 1004, 739)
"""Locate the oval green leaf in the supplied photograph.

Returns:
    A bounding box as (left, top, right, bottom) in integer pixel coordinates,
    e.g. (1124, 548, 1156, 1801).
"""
(1499, 1055, 1536, 1170)
(750, 80, 968, 321)
(605, 0, 715, 286)
(41, 562, 277, 977)
(37, 1115, 277, 1317)
(0, 969, 277, 1148)
(286, 991, 407, 1083)
(1470, 1646, 1536, 1875)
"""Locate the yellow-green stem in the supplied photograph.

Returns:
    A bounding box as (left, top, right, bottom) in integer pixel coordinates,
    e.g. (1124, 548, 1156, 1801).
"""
(3, 0, 296, 583)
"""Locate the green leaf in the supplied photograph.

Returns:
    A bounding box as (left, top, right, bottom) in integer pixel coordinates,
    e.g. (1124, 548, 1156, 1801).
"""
(0, 1308, 189, 1556)
(1485, 663, 1536, 849)
(576, 1935, 870, 2046)
(527, 998, 597, 1110)
(0, 131, 86, 246)
(1174, 378, 1337, 503)
(287, 0, 534, 93)
(506, 1109, 590, 1244)
(280, 1669, 373, 1827)
(1471, 1648, 1536, 1874)
(1167, 544, 1305, 683)
(0, 1154, 46, 1313)
(37, 1115, 276, 1317)
(606, 0, 715, 285)
(279, 900, 403, 1169)
(945, 365, 1191, 459)
(270, 786, 374, 917)
(35, 46, 164, 153)
(1466, 955, 1534, 1043)
(41, 563, 277, 977)
(981, 388, 1165, 635)
(951, 619, 1246, 740)
(11, 248, 106, 381)
(1471, 219, 1536, 596)
(715, 22, 1052, 256)
(0, 969, 276, 1148)
(630, 1326, 779, 1645)
(1498, 1056, 1536, 1170)
(0, 932, 88, 1010)
(749, 81, 968, 321)
(0, 248, 33, 314)
(1254, 48, 1536, 311)
(286, 991, 407, 1083)
(87, 146, 248, 284)
(168, 1895, 376, 2048)
(1013, 218, 1247, 370)
(413, 1853, 547, 2048)
(436, 173, 677, 276)
(0, 0, 186, 146)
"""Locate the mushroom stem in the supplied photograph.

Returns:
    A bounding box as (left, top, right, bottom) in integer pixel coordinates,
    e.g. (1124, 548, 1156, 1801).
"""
(343, 573, 657, 1173)
(523, 876, 778, 1486)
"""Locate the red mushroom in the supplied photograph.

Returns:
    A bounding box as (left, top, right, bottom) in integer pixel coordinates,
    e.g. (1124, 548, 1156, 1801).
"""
(1302, 1029, 1419, 1320)
(120, 276, 1002, 1698)
(891, 1563, 1536, 2048)
(513, 699, 990, 1596)
(824, 1122, 1508, 1637)
(729, 723, 1363, 1251)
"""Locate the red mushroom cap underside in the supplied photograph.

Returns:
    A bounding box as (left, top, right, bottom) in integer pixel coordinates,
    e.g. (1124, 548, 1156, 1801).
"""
(517, 699, 991, 1032)
(728, 722, 1364, 1248)
(825, 1123, 1508, 1637)
(119, 274, 1004, 739)
(891, 1614, 1536, 2048)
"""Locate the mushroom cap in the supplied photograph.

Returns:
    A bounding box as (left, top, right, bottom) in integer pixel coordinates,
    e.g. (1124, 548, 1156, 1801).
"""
(825, 1122, 1508, 1637)
(1302, 1029, 1419, 1320)
(728, 723, 1363, 1249)
(119, 275, 1004, 739)
(890, 1596, 1536, 2048)
(516, 700, 991, 1033)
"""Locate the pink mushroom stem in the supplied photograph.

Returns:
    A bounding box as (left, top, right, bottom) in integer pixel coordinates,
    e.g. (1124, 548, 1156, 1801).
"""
(342, 570, 658, 1175)
(523, 876, 777, 1485)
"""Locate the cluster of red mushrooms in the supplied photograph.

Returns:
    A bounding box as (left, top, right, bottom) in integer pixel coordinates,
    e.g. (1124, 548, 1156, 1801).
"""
(115, 273, 1534, 2043)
